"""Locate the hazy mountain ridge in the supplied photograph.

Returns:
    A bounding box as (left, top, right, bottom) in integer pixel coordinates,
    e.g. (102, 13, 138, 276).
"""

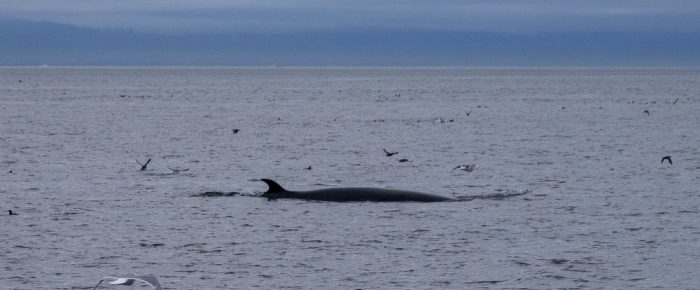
(1, 17, 699, 66)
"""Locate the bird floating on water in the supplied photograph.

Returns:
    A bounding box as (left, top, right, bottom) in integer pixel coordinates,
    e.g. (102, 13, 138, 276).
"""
(435, 118, 454, 123)
(93, 275, 161, 290)
(383, 149, 398, 156)
(9, 210, 18, 216)
(453, 164, 477, 172)
(661, 156, 672, 165)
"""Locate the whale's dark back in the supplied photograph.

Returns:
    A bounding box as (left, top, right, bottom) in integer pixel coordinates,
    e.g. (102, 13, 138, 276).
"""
(300, 188, 452, 202)
(260, 179, 453, 202)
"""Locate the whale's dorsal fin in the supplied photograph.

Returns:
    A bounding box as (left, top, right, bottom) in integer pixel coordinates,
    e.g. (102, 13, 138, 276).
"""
(261, 179, 287, 193)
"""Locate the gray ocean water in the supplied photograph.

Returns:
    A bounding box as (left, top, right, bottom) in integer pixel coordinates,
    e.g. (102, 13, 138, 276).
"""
(1, 67, 699, 289)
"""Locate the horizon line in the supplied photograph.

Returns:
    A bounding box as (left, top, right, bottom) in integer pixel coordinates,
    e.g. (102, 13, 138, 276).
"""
(2, 65, 700, 69)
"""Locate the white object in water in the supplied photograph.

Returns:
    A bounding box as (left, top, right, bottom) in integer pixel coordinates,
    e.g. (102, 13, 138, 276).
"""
(93, 275, 162, 290)
(453, 164, 477, 172)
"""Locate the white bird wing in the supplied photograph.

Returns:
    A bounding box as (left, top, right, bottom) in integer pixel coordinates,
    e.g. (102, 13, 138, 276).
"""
(109, 278, 135, 285)
(135, 276, 162, 290)
(93, 275, 161, 290)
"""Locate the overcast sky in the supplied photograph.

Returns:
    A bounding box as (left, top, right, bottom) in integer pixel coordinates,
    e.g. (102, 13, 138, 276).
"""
(2, 0, 700, 34)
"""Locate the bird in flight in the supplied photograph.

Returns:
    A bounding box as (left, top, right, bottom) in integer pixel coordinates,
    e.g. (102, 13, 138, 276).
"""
(661, 156, 672, 165)
(383, 149, 398, 156)
(136, 158, 152, 171)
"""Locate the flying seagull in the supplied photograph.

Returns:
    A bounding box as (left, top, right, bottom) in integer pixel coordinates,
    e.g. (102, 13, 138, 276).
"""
(661, 156, 672, 165)
(453, 164, 477, 172)
(136, 158, 152, 171)
(383, 149, 398, 156)
(93, 275, 161, 290)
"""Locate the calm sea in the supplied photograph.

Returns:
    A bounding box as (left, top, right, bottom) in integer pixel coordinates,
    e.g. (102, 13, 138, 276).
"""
(1, 67, 699, 289)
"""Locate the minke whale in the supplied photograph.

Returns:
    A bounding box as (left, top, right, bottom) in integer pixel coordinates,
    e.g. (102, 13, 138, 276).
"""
(260, 179, 454, 202)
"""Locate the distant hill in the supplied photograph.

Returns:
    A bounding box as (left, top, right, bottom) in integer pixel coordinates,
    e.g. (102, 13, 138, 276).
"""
(1, 16, 699, 66)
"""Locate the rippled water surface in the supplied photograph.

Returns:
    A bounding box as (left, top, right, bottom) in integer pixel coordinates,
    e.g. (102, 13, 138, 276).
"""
(2, 67, 699, 289)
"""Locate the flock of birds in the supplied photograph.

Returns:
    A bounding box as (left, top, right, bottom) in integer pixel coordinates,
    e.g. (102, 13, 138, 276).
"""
(6, 135, 675, 219)
(8, 148, 671, 288)
(4, 98, 679, 289)
(6, 142, 481, 288)
(383, 148, 477, 170)
(128, 146, 478, 178)
(5, 142, 482, 288)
